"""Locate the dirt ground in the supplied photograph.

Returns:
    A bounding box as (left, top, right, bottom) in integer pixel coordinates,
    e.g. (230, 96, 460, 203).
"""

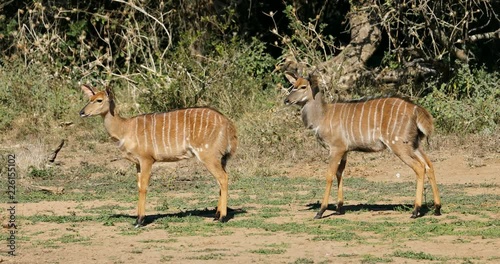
(2, 141, 500, 264)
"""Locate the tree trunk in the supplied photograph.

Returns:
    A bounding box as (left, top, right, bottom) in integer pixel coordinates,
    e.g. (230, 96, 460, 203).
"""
(282, 3, 382, 99)
(320, 6, 381, 93)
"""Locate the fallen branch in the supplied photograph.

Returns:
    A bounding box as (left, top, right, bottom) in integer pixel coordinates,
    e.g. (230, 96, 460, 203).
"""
(48, 139, 65, 163)
(28, 185, 65, 195)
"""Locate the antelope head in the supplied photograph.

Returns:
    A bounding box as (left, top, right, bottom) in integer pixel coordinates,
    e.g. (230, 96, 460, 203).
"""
(79, 85, 115, 117)
(283, 72, 317, 106)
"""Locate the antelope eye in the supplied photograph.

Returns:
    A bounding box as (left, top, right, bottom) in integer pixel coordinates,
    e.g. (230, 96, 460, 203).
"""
(299, 85, 307, 89)
(96, 99, 103, 103)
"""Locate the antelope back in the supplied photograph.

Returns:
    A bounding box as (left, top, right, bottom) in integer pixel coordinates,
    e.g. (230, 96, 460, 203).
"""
(327, 97, 434, 151)
(131, 108, 237, 161)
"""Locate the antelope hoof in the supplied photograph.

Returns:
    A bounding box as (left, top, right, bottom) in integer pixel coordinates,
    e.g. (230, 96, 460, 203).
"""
(314, 209, 326, 219)
(134, 215, 145, 228)
(214, 216, 227, 223)
(434, 205, 442, 216)
(410, 207, 420, 218)
(334, 206, 344, 215)
(213, 210, 228, 222)
(333, 210, 344, 215)
(214, 210, 220, 220)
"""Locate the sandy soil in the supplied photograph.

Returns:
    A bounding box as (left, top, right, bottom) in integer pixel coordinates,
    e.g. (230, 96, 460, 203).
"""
(1, 144, 499, 264)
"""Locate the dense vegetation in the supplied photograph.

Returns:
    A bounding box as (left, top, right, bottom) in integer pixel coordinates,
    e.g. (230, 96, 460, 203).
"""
(0, 4, 498, 261)
(0, 0, 498, 144)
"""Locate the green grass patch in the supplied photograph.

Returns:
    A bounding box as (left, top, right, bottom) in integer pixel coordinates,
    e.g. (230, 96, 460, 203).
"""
(57, 234, 91, 244)
(8, 171, 499, 263)
(392, 250, 444, 261)
(361, 255, 393, 263)
(187, 253, 227, 260)
(249, 242, 289, 255)
(311, 229, 361, 242)
(291, 258, 315, 264)
(250, 248, 287, 255)
(139, 238, 178, 244)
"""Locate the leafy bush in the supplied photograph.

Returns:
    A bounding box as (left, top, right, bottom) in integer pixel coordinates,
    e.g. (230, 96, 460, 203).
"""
(0, 60, 79, 132)
(138, 36, 277, 117)
(28, 166, 55, 179)
(420, 64, 500, 134)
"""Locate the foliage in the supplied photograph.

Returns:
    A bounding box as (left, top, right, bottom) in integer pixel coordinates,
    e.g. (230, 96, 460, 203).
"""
(376, 0, 500, 71)
(0, 0, 498, 138)
(420, 64, 500, 134)
(0, 60, 78, 132)
(28, 166, 55, 179)
(0, 1, 280, 136)
(271, 5, 338, 74)
(138, 35, 277, 117)
(392, 250, 442, 261)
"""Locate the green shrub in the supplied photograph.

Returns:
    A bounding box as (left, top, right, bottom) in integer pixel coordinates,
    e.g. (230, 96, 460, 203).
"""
(419, 64, 500, 134)
(137, 35, 277, 117)
(28, 166, 55, 179)
(0, 61, 80, 132)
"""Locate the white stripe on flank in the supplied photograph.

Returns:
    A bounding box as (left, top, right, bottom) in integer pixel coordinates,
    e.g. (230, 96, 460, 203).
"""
(386, 99, 397, 138)
(413, 105, 419, 133)
(372, 99, 382, 142)
(135, 117, 140, 148)
(340, 104, 346, 143)
(366, 100, 373, 143)
(143, 115, 148, 152)
(152, 113, 157, 156)
(162, 113, 167, 155)
(192, 109, 198, 140)
(395, 104, 407, 137)
(391, 100, 404, 137)
(349, 104, 356, 145)
(167, 112, 171, 154)
(379, 99, 388, 140)
(149, 114, 156, 157)
(203, 110, 211, 138)
(183, 110, 188, 148)
(198, 109, 205, 138)
(207, 111, 218, 139)
(213, 111, 219, 128)
(185, 109, 191, 145)
(359, 101, 366, 144)
(366, 100, 375, 142)
(343, 103, 353, 146)
(338, 104, 348, 145)
(329, 105, 335, 135)
(175, 110, 179, 151)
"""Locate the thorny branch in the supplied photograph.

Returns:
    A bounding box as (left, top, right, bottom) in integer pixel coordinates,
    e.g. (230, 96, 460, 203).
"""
(376, 0, 500, 64)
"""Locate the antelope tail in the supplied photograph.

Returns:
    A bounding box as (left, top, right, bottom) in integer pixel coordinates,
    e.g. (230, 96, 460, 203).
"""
(221, 121, 238, 170)
(226, 121, 238, 158)
(415, 106, 434, 143)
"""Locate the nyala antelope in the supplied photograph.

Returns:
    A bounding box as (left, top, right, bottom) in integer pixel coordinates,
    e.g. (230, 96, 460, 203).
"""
(283, 72, 441, 219)
(79, 85, 238, 227)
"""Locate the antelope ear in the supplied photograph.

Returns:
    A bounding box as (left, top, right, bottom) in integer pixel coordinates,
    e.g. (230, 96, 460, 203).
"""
(284, 72, 298, 84)
(105, 87, 114, 101)
(81, 85, 96, 98)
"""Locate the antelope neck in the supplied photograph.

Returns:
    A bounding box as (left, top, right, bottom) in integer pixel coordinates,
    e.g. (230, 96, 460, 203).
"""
(301, 92, 326, 130)
(102, 110, 128, 141)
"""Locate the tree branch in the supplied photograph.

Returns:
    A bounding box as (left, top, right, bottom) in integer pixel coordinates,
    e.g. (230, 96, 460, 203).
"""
(458, 29, 500, 43)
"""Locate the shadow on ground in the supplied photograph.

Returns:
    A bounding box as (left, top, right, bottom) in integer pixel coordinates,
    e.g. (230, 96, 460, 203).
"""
(305, 202, 432, 218)
(110, 207, 247, 226)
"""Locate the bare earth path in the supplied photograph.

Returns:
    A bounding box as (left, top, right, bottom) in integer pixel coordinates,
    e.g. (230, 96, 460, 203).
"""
(1, 147, 499, 264)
